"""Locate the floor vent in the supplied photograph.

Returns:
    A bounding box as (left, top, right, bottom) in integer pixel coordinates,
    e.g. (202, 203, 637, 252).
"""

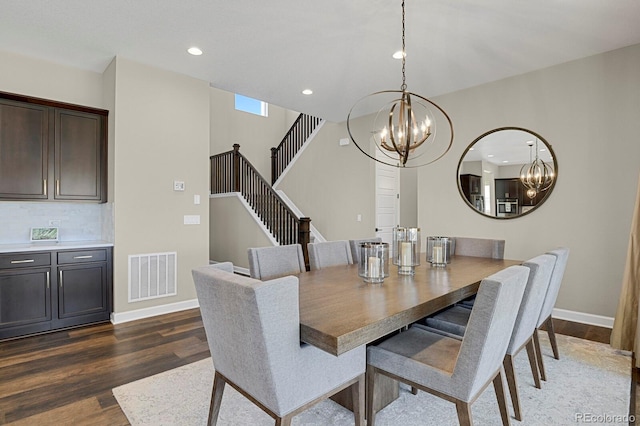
(128, 252, 177, 302)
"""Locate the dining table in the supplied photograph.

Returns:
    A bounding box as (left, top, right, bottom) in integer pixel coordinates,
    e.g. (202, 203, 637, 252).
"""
(299, 255, 522, 356)
(297, 254, 522, 413)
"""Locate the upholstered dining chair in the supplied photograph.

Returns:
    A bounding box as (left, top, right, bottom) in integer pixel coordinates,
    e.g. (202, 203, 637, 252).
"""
(419, 254, 556, 421)
(453, 236, 506, 259)
(453, 237, 506, 308)
(349, 237, 382, 265)
(307, 240, 353, 270)
(247, 244, 306, 280)
(533, 247, 570, 382)
(366, 265, 529, 426)
(192, 265, 365, 426)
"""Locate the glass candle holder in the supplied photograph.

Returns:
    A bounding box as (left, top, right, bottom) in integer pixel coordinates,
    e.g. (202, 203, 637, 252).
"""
(426, 236, 452, 267)
(358, 242, 390, 284)
(392, 227, 421, 275)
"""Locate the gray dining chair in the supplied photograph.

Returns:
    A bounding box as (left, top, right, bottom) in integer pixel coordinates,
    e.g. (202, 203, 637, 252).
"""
(349, 237, 382, 265)
(533, 247, 570, 381)
(418, 254, 556, 421)
(192, 265, 365, 426)
(453, 237, 506, 308)
(307, 240, 353, 270)
(366, 265, 529, 426)
(247, 244, 306, 280)
(453, 237, 506, 259)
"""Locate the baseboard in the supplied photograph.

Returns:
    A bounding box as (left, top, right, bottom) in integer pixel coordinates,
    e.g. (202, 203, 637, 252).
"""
(111, 299, 199, 324)
(553, 308, 614, 329)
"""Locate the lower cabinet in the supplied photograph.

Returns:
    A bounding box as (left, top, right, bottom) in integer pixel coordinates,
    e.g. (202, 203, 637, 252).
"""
(0, 246, 112, 340)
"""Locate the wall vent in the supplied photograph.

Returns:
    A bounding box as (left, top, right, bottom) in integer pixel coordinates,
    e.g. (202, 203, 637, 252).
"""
(128, 252, 177, 302)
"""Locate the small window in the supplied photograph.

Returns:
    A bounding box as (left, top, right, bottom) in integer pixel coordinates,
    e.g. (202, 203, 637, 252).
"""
(234, 94, 268, 117)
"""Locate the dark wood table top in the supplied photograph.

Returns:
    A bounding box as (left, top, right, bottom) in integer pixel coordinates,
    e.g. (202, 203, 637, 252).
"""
(298, 255, 522, 356)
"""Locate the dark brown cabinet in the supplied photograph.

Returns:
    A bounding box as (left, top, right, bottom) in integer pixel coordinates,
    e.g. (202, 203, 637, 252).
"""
(0, 99, 49, 199)
(0, 92, 108, 203)
(0, 246, 112, 340)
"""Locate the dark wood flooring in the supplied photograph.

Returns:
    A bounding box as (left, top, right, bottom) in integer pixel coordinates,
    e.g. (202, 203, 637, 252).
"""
(0, 311, 616, 425)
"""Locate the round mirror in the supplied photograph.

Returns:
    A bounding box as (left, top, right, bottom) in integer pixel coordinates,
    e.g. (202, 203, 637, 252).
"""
(457, 127, 558, 219)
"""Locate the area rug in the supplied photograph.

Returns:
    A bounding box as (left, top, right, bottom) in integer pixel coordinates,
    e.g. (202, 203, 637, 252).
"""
(113, 334, 631, 425)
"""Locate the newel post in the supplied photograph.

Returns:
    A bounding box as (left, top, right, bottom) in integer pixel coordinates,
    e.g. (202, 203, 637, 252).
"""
(232, 144, 241, 192)
(298, 217, 311, 271)
(270, 147, 278, 185)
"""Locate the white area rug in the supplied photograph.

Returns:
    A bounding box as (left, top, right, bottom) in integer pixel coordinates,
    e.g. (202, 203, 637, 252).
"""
(113, 334, 631, 425)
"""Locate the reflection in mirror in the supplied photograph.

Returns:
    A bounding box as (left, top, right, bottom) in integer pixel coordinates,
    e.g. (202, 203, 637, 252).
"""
(457, 127, 557, 219)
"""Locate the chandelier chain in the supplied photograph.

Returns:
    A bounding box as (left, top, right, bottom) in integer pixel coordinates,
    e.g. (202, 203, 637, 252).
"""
(401, 0, 406, 91)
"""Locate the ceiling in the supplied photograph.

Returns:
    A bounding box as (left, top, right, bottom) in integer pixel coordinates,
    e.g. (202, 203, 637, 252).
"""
(2, 0, 640, 122)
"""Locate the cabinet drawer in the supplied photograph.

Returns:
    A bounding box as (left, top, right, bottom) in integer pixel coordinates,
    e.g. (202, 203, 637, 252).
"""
(0, 252, 51, 269)
(57, 249, 107, 265)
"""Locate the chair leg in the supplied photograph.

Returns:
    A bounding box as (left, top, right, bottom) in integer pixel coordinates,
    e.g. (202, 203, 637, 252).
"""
(411, 386, 418, 395)
(503, 355, 522, 421)
(455, 400, 474, 426)
(545, 317, 560, 360)
(533, 329, 547, 382)
(366, 365, 377, 426)
(352, 374, 365, 426)
(208, 371, 226, 426)
(493, 369, 511, 426)
(525, 338, 541, 389)
(276, 416, 292, 426)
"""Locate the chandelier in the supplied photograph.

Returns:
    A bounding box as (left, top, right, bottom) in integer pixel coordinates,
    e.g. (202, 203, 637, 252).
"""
(520, 139, 555, 197)
(346, 0, 453, 168)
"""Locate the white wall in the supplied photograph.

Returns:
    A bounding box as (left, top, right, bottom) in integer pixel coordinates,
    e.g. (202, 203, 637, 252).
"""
(418, 44, 640, 318)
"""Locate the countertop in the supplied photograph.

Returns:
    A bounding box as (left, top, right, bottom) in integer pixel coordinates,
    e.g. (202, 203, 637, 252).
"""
(0, 240, 113, 253)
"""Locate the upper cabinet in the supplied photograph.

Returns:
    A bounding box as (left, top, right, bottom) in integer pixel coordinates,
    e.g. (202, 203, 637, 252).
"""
(0, 92, 108, 203)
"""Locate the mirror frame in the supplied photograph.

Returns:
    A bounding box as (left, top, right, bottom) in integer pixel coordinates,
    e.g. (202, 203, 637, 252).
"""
(457, 127, 558, 220)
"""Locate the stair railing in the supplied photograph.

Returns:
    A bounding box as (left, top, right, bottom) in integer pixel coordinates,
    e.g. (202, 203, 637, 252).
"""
(211, 144, 311, 268)
(271, 113, 323, 184)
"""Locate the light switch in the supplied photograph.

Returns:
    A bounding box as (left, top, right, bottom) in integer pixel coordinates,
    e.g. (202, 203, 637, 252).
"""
(357, 214, 362, 222)
(194, 194, 200, 205)
(184, 215, 200, 225)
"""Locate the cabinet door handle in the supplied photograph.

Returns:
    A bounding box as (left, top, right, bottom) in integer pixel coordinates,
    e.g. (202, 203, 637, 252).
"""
(59, 270, 63, 288)
(73, 255, 93, 259)
(43, 179, 47, 196)
(11, 259, 35, 264)
(46, 271, 50, 289)
(56, 179, 60, 196)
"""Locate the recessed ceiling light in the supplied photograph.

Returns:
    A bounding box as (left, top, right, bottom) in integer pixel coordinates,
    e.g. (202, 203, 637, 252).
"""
(302, 89, 313, 95)
(487, 154, 494, 158)
(502, 160, 509, 163)
(187, 47, 203, 56)
(392, 50, 405, 59)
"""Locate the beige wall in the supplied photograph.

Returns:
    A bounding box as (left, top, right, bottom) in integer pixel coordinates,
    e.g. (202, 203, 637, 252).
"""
(0, 50, 103, 108)
(277, 120, 377, 241)
(110, 58, 210, 313)
(209, 195, 273, 268)
(417, 44, 640, 318)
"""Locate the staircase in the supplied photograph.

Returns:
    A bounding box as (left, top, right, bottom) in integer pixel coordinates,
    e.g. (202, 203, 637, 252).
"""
(210, 113, 323, 267)
(270, 113, 323, 185)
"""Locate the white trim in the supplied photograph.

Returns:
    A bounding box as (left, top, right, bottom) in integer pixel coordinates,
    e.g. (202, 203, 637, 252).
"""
(272, 120, 325, 188)
(209, 192, 279, 245)
(111, 299, 199, 324)
(552, 308, 614, 329)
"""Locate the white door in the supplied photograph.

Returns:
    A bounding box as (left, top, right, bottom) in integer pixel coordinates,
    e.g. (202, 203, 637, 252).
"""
(375, 150, 399, 245)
